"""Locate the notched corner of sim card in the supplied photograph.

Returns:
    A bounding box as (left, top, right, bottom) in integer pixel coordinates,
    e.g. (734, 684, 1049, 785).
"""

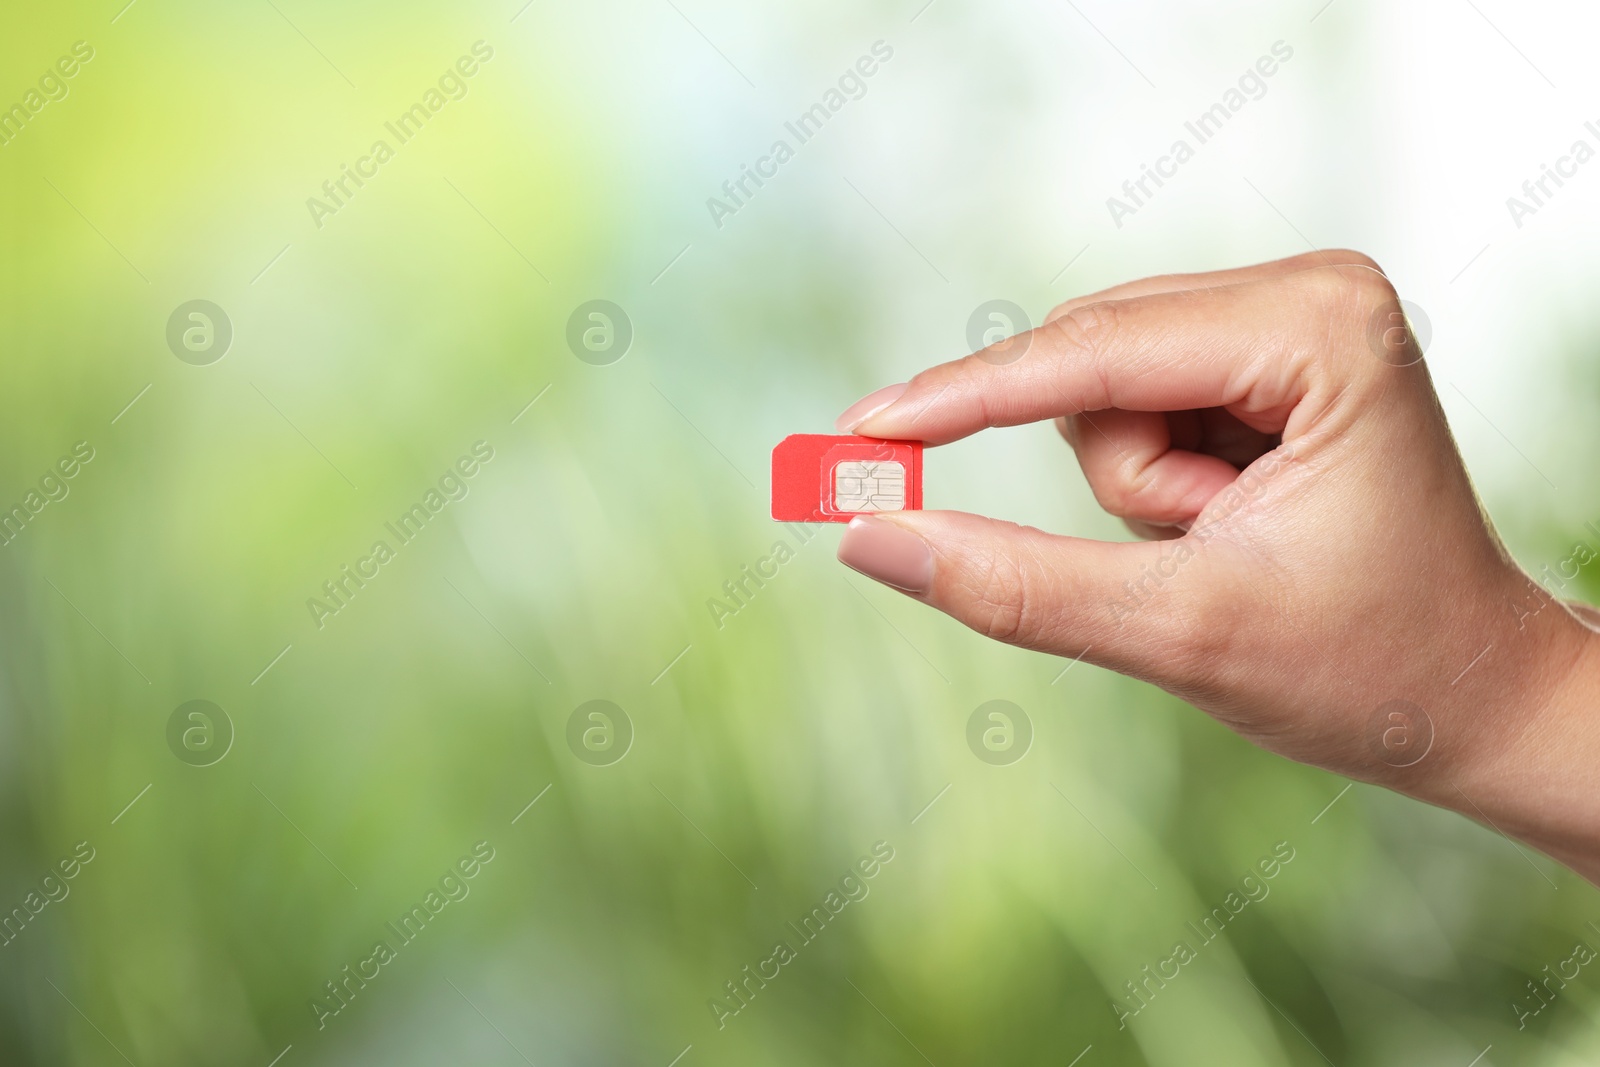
(770, 434, 826, 522)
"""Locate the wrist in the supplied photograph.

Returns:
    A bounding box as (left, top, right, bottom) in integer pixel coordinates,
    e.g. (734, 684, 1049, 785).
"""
(1419, 601, 1600, 882)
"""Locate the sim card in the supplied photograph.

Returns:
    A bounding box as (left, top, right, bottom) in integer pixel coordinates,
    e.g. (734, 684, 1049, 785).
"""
(770, 434, 923, 522)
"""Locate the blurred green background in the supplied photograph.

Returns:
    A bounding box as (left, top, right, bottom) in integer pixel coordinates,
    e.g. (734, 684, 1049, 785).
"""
(4, 0, 1600, 1064)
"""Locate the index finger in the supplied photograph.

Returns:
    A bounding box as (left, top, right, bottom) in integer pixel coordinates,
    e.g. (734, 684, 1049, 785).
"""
(844, 264, 1381, 445)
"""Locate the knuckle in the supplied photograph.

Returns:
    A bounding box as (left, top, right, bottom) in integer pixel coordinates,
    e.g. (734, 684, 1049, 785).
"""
(1089, 464, 1148, 517)
(1302, 262, 1396, 320)
(1045, 302, 1120, 407)
(1296, 264, 1402, 382)
(1055, 300, 1122, 355)
(1075, 433, 1158, 518)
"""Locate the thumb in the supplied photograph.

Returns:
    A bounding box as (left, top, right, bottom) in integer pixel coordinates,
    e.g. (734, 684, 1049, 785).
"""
(836, 510, 1182, 672)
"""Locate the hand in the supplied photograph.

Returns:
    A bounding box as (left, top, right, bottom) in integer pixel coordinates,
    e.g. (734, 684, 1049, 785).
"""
(835, 251, 1600, 882)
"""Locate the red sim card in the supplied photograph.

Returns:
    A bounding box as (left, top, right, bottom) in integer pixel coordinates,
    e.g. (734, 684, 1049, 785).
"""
(770, 434, 922, 522)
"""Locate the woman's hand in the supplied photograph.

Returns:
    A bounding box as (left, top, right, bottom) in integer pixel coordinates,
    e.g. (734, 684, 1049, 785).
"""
(835, 251, 1600, 882)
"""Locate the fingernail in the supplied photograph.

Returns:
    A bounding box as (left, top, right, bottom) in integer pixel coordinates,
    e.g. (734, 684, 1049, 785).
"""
(837, 516, 933, 594)
(835, 382, 908, 433)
